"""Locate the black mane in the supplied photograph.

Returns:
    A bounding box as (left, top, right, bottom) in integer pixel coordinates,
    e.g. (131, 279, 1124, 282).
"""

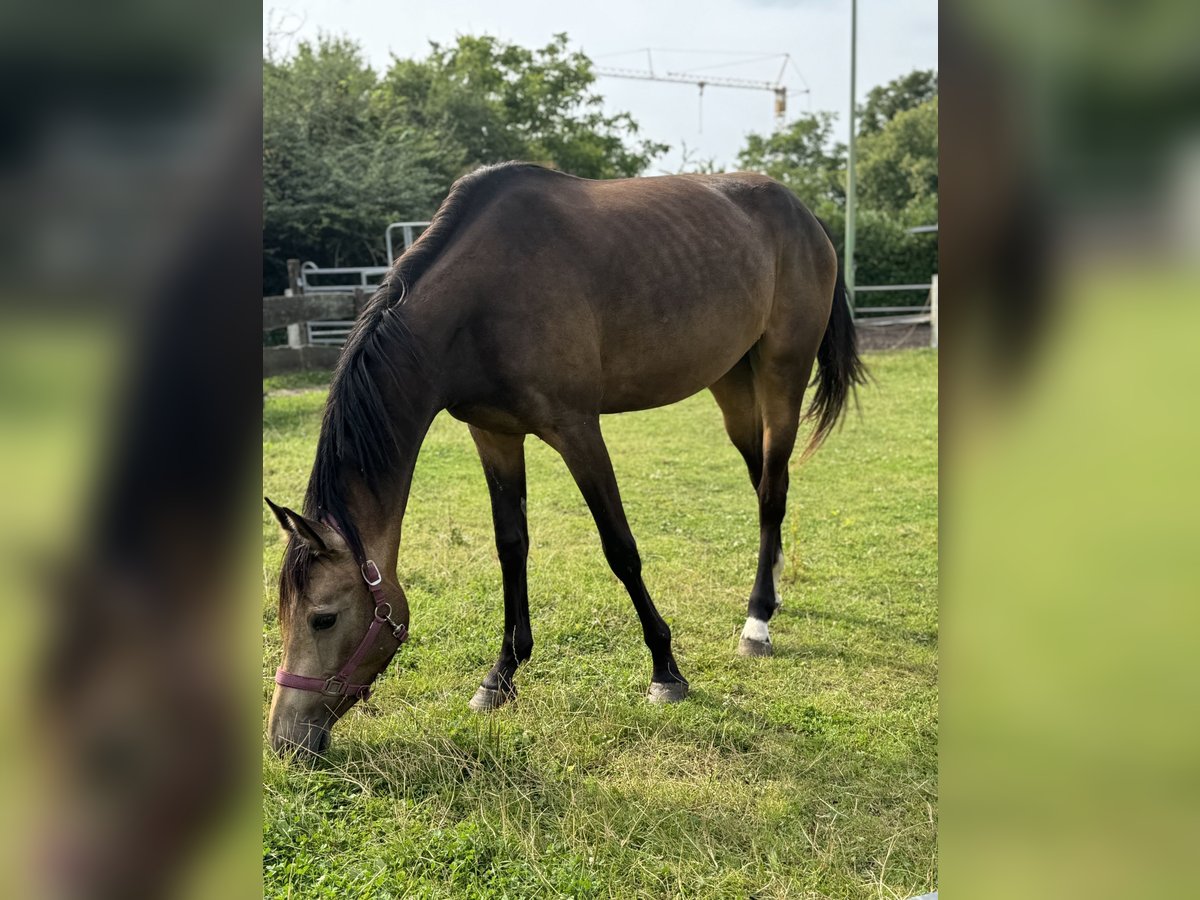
(282, 162, 545, 599)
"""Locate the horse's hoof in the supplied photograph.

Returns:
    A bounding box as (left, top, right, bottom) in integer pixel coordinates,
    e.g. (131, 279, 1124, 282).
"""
(738, 637, 774, 657)
(468, 685, 515, 712)
(647, 680, 689, 704)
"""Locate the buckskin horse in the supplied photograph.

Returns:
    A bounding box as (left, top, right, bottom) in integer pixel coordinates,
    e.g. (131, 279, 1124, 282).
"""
(266, 162, 866, 755)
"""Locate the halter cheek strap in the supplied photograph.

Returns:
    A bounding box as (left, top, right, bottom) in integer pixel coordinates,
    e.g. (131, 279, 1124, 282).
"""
(274, 523, 408, 702)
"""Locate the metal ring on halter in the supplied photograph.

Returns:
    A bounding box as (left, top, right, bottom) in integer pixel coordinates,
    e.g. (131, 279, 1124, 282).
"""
(374, 602, 392, 622)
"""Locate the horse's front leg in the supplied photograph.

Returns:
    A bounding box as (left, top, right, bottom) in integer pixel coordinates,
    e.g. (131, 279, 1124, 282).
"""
(542, 418, 689, 703)
(467, 426, 532, 711)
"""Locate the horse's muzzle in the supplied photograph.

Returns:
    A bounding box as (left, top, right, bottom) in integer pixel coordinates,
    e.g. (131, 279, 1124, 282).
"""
(269, 718, 330, 757)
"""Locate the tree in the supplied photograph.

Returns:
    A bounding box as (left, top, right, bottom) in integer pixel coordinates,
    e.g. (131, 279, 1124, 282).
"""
(263, 37, 444, 293)
(374, 33, 667, 182)
(263, 33, 668, 294)
(735, 113, 846, 218)
(857, 69, 938, 136)
(856, 97, 938, 217)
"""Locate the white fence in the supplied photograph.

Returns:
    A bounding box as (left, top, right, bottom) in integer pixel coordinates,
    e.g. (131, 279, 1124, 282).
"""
(299, 263, 389, 295)
(283, 221, 432, 352)
(306, 320, 358, 346)
(853, 276, 938, 346)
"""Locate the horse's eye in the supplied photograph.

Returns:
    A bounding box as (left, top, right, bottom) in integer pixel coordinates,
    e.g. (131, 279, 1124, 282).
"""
(311, 613, 337, 632)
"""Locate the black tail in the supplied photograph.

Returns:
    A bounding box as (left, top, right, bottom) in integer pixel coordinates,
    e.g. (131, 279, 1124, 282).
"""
(802, 225, 869, 458)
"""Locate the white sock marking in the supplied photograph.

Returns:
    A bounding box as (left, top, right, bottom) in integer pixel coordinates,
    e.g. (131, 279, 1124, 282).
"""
(741, 616, 771, 644)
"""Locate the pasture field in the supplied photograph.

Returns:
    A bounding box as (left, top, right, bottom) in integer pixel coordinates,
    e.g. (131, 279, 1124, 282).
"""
(262, 349, 938, 899)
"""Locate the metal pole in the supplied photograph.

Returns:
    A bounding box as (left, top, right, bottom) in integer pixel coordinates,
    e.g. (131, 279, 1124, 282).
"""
(845, 0, 858, 313)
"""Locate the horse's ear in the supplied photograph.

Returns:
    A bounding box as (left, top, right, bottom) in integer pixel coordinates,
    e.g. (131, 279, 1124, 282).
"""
(265, 496, 294, 535)
(264, 497, 343, 555)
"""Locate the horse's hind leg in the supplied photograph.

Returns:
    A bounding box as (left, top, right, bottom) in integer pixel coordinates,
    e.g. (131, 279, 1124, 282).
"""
(711, 358, 791, 648)
(710, 358, 764, 490)
(468, 426, 533, 711)
(711, 360, 782, 619)
(737, 347, 815, 657)
(542, 418, 689, 703)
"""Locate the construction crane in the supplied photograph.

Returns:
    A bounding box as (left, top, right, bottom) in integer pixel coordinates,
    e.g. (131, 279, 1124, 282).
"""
(594, 51, 808, 131)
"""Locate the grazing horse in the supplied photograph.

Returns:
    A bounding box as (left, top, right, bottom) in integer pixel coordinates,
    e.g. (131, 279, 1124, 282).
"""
(266, 162, 866, 755)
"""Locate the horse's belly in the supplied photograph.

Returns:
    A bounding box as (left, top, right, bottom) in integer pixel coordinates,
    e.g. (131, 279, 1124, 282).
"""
(596, 310, 762, 413)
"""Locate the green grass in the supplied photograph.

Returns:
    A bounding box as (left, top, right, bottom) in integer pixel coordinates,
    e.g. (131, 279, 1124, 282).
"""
(262, 349, 938, 899)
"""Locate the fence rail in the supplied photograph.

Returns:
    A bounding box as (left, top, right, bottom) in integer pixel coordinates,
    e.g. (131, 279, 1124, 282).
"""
(854, 305, 930, 315)
(854, 283, 933, 293)
(851, 277, 937, 349)
(263, 292, 359, 331)
(855, 313, 932, 327)
(299, 263, 389, 294)
(263, 344, 344, 375)
(307, 320, 357, 346)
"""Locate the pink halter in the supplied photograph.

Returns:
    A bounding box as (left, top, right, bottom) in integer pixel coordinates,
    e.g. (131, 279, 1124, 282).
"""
(274, 518, 408, 701)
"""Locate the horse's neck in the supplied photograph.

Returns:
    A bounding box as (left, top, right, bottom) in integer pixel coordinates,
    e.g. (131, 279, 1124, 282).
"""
(339, 416, 430, 574)
(336, 302, 446, 572)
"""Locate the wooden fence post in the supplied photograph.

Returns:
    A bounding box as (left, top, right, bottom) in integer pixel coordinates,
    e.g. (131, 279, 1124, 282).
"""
(287, 259, 303, 296)
(287, 259, 305, 346)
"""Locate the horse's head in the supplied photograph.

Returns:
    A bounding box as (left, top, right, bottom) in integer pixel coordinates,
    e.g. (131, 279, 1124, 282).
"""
(265, 498, 408, 757)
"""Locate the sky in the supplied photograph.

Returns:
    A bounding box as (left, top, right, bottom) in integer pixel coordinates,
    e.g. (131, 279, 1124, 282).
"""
(263, 0, 937, 175)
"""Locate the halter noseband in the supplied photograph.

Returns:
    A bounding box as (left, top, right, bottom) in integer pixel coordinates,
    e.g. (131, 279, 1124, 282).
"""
(274, 518, 408, 702)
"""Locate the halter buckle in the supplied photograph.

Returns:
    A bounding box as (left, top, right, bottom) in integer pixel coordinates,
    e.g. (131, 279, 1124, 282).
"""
(361, 560, 383, 586)
(322, 676, 347, 696)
